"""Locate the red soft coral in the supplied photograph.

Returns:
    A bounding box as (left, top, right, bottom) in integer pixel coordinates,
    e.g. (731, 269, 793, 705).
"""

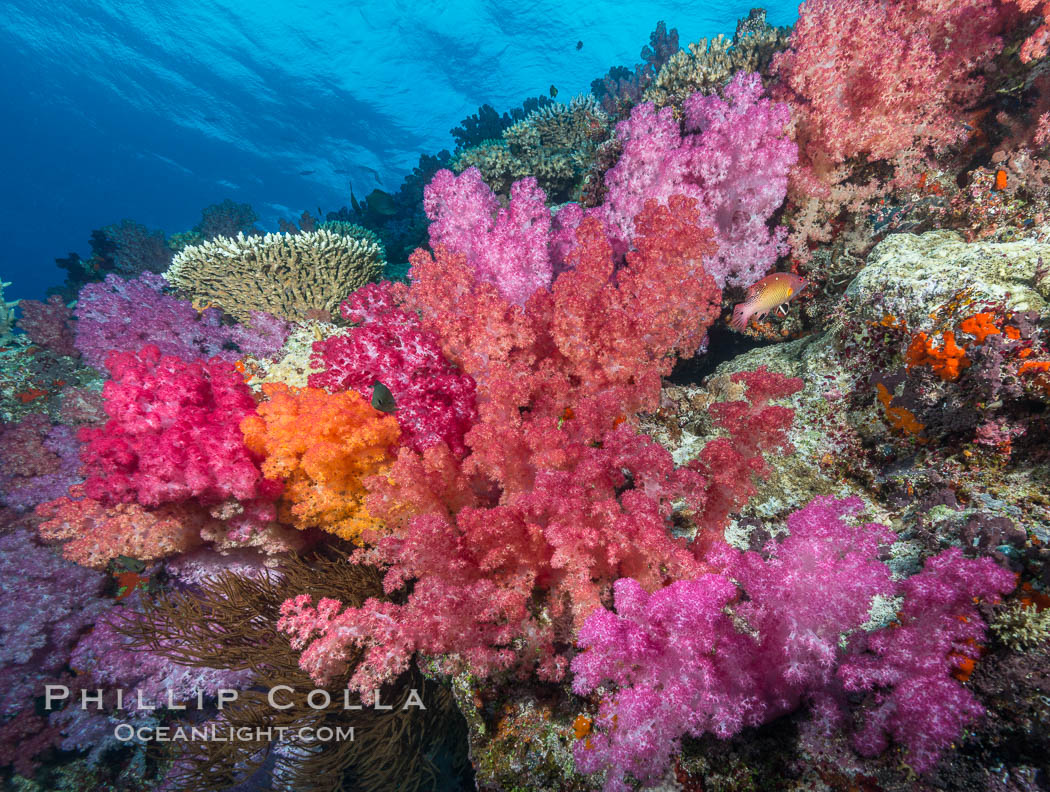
(308, 282, 478, 457)
(774, 0, 1010, 254)
(689, 367, 803, 546)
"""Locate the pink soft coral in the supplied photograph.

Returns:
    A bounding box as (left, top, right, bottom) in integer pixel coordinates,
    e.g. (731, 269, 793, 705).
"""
(1003, 0, 1050, 62)
(409, 196, 721, 441)
(308, 281, 478, 457)
(838, 547, 1015, 772)
(773, 0, 1009, 254)
(597, 72, 796, 288)
(36, 484, 205, 569)
(423, 168, 553, 304)
(78, 345, 280, 508)
(688, 367, 802, 545)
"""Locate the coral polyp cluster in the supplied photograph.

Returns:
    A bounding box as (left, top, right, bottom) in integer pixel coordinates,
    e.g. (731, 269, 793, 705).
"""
(4, 3, 1050, 790)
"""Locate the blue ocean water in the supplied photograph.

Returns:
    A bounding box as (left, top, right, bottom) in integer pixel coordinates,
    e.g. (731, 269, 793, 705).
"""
(0, 0, 797, 301)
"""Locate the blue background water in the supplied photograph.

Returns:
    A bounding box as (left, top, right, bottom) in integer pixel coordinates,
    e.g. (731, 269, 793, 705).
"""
(0, 0, 798, 301)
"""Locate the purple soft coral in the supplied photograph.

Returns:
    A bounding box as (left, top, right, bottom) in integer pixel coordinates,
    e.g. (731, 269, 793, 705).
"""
(74, 273, 237, 369)
(0, 415, 82, 512)
(74, 273, 287, 370)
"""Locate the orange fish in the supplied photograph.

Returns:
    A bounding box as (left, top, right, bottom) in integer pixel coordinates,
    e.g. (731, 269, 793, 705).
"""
(994, 169, 1007, 191)
(730, 273, 808, 331)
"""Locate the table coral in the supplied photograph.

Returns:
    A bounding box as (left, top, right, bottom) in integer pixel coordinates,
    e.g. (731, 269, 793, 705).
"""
(166, 229, 384, 321)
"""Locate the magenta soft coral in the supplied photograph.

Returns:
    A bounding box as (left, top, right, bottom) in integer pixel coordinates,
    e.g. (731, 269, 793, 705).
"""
(0, 416, 81, 512)
(838, 547, 1015, 772)
(78, 345, 280, 507)
(308, 281, 478, 457)
(570, 511, 1016, 790)
(571, 496, 896, 792)
(16, 295, 77, 358)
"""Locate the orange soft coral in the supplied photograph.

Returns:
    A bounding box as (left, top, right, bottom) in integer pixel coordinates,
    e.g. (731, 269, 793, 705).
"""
(36, 484, 205, 569)
(240, 384, 400, 542)
(906, 331, 971, 380)
(876, 383, 925, 436)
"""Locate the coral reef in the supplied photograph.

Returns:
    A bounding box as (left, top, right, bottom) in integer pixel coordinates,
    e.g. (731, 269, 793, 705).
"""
(452, 95, 612, 203)
(11, 6, 1050, 790)
(644, 9, 791, 109)
(166, 229, 385, 321)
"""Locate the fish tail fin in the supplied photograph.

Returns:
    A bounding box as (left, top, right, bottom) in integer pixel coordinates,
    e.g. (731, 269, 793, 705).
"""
(730, 305, 752, 331)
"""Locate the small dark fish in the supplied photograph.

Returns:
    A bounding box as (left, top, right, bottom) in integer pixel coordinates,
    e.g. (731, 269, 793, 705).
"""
(334, 168, 348, 174)
(362, 165, 382, 184)
(576, 40, 583, 50)
(365, 188, 397, 216)
(203, 115, 219, 122)
(371, 380, 397, 413)
(299, 170, 316, 176)
(549, 84, 558, 98)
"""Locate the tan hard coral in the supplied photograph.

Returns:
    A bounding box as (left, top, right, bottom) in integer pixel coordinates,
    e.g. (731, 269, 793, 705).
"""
(165, 228, 384, 321)
(644, 14, 791, 109)
(451, 95, 610, 203)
